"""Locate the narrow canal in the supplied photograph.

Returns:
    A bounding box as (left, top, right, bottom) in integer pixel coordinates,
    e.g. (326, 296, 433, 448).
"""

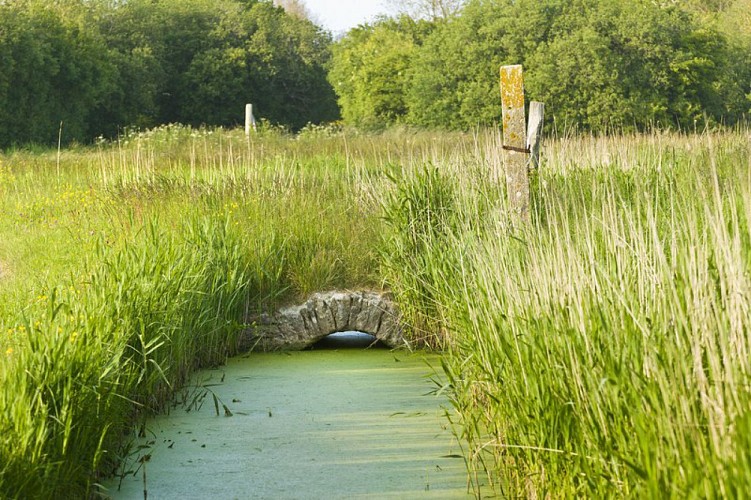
(104, 333, 469, 499)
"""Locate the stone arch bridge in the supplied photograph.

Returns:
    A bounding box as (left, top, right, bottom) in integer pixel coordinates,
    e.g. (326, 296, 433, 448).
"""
(241, 291, 406, 351)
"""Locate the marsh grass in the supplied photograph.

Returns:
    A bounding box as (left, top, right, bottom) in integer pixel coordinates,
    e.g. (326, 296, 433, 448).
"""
(0, 124, 430, 497)
(2, 124, 750, 497)
(380, 127, 751, 496)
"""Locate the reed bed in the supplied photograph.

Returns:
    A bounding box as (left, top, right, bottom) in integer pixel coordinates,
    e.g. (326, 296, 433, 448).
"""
(0, 125, 402, 497)
(380, 127, 751, 497)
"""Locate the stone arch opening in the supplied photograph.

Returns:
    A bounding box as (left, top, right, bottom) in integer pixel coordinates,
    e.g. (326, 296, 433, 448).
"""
(241, 291, 406, 351)
(307, 331, 386, 350)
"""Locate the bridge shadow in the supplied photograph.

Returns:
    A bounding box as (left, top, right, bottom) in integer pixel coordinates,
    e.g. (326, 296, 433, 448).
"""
(307, 331, 387, 350)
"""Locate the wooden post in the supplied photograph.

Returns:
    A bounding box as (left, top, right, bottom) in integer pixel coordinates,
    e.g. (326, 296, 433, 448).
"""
(245, 103, 257, 135)
(527, 101, 544, 170)
(500, 65, 529, 224)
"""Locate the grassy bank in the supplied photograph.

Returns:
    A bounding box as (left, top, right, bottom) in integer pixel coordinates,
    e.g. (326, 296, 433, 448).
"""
(380, 128, 751, 496)
(0, 124, 408, 497)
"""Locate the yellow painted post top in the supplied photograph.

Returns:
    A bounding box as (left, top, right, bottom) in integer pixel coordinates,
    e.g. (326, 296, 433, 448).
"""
(500, 64, 529, 224)
(500, 65, 526, 149)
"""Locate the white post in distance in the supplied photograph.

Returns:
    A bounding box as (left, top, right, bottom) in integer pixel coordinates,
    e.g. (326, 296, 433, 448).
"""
(245, 103, 257, 135)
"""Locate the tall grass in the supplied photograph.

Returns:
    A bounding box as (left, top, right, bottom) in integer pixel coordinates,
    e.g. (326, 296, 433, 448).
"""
(0, 124, 405, 497)
(380, 128, 751, 496)
(3, 123, 751, 497)
(0, 214, 257, 497)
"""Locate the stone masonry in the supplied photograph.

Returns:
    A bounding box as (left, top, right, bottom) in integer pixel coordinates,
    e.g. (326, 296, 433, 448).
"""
(241, 291, 406, 351)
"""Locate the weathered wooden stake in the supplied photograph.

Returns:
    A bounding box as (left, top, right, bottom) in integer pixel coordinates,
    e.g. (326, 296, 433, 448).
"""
(527, 101, 545, 170)
(245, 103, 257, 135)
(500, 65, 529, 224)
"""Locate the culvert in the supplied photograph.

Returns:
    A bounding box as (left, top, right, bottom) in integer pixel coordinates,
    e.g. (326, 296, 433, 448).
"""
(240, 291, 407, 351)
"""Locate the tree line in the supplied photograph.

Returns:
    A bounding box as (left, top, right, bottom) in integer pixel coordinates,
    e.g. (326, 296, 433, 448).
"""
(0, 0, 338, 148)
(329, 0, 751, 131)
(1, 0, 750, 147)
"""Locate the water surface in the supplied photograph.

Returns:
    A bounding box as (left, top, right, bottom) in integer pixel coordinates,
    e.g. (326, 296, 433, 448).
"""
(104, 334, 469, 499)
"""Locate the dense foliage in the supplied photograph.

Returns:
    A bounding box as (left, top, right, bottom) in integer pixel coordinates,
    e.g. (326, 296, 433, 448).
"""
(332, 0, 751, 131)
(0, 0, 338, 147)
(328, 16, 433, 128)
(1, 0, 749, 145)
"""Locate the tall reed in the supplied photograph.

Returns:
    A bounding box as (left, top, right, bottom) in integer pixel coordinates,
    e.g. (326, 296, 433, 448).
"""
(0, 213, 261, 497)
(0, 125, 392, 497)
(381, 129, 751, 496)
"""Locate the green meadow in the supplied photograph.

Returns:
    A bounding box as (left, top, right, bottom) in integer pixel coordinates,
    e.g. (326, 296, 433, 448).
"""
(1, 125, 750, 498)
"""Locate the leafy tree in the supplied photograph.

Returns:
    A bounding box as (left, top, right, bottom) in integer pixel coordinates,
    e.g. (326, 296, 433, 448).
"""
(329, 16, 433, 128)
(0, 1, 116, 147)
(407, 1, 511, 127)
(700, 0, 751, 116)
(406, 0, 750, 130)
(525, 0, 746, 129)
(100, 0, 337, 131)
(0, 0, 339, 147)
(237, 1, 339, 128)
(98, 0, 226, 127)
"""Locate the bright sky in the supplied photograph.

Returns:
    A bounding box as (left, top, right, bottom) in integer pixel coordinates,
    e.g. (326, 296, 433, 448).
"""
(304, 0, 391, 34)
